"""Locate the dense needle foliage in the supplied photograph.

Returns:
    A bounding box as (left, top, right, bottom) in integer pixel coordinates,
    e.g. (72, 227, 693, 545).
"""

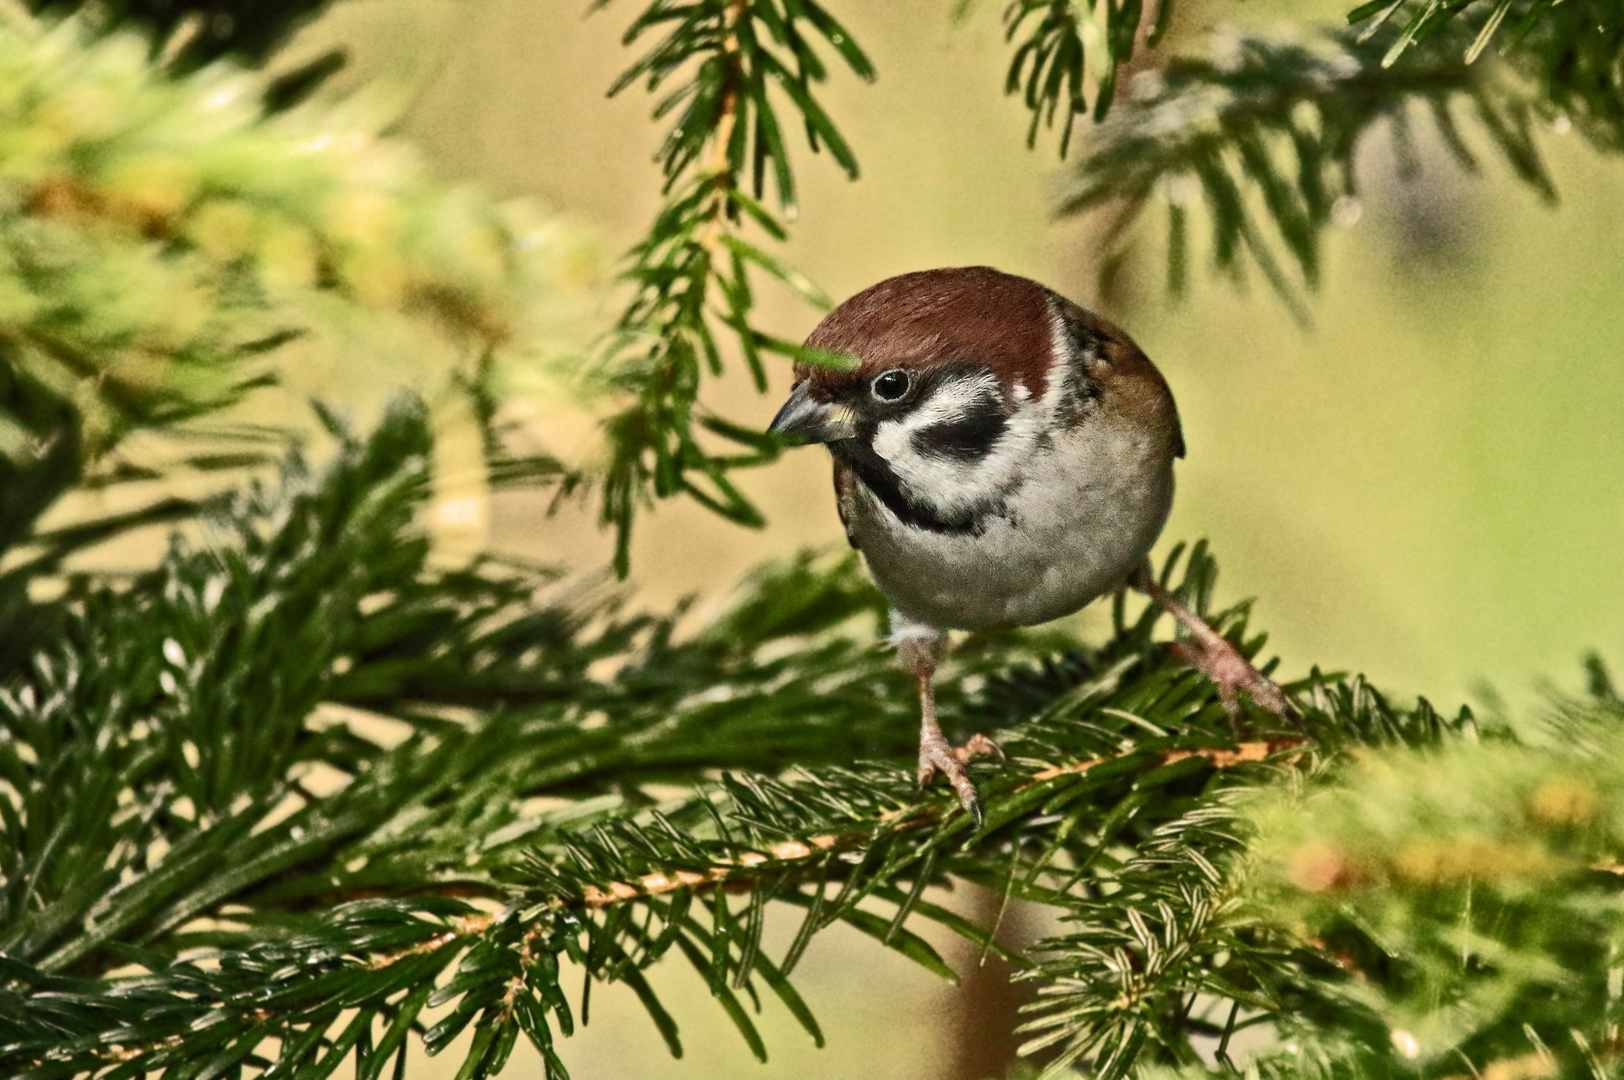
(3, 2, 1624, 1079)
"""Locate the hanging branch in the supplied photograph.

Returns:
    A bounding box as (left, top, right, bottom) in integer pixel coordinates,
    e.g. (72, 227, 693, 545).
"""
(586, 0, 874, 575)
(1348, 0, 1624, 149)
(1056, 24, 1551, 316)
(1054, 1, 1623, 313)
(1000, 0, 1181, 158)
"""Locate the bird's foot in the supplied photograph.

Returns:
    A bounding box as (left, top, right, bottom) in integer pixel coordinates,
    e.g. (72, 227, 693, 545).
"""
(920, 732, 1000, 825)
(1131, 566, 1298, 725)
(1171, 638, 1298, 724)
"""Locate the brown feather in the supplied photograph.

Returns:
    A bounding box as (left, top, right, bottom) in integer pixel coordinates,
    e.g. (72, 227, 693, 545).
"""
(1052, 296, 1186, 460)
(797, 267, 1055, 401)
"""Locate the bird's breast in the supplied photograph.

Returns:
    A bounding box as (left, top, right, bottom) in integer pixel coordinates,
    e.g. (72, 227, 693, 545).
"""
(843, 413, 1175, 630)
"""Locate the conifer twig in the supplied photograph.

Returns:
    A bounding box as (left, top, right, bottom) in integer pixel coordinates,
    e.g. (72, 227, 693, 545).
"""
(585, 0, 873, 574)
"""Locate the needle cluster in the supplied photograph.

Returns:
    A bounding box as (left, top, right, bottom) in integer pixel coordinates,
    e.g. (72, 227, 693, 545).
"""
(586, 0, 873, 573)
(1057, 0, 1624, 312)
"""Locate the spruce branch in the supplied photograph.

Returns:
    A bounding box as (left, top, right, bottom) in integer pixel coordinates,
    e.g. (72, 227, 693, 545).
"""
(1346, 0, 1624, 159)
(1140, 695, 1624, 1080)
(1, 405, 1483, 1078)
(0, 9, 582, 645)
(25, 0, 345, 74)
(1348, 0, 1623, 85)
(0, 12, 545, 448)
(1058, 23, 1554, 316)
(586, 0, 873, 574)
(1015, 803, 1279, 1079)
(1001, 0, 1181, 158)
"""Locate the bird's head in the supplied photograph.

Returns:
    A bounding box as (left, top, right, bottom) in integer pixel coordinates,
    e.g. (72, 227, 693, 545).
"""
(768, 266, 1182, 529)
(768, 266, 1052, 444)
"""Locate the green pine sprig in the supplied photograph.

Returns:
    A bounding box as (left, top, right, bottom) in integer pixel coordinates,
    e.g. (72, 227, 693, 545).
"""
(1058, 23, 1552, 318)
(1001, 0, 1182, 158)
(586, 0, 873, 575)
(0, 10, 581, 641)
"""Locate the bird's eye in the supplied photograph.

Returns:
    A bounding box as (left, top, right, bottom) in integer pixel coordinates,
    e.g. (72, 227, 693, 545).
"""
(871, 369, 910, 402)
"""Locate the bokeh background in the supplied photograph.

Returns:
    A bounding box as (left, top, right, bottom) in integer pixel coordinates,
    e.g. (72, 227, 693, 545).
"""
(265, 0, 1624, 1075)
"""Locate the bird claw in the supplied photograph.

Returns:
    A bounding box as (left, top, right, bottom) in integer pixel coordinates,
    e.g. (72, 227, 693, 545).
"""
(954, 732, 1005, 763)
(1171, 638, 1298, 724)
(1131, 566, 1302, 727)
(920, 732, 998, 826)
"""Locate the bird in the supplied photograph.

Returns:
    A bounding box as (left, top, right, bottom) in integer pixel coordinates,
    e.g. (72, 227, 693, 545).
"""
(767, 266, 1291, 822)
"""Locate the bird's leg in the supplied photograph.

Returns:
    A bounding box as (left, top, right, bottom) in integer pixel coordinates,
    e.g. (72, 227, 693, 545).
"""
(916, 669, 987, 824)
(1129, 564, 1298, 723)
(893, 614, 987, 823)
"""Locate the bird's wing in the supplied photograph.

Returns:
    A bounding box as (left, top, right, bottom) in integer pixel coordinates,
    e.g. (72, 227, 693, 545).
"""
(832, 459, 861, 550)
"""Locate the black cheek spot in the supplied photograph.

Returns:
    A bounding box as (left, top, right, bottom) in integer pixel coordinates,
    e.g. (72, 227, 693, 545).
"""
(832, 432, 993, 534)
(913, 405, 1008, 462)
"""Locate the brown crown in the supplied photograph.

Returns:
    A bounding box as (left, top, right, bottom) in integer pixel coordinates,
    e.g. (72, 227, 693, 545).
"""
(797, 266, 1056, 400)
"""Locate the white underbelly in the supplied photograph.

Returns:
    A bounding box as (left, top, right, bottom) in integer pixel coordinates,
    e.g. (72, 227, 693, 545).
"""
(850, 422, 1175, 630)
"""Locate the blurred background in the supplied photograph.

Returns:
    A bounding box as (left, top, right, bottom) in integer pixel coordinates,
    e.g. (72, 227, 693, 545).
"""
(109, 0, 1624, 1075)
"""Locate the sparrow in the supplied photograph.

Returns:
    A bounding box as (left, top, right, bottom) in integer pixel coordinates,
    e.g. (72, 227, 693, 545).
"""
(768, 266, 1291, 821)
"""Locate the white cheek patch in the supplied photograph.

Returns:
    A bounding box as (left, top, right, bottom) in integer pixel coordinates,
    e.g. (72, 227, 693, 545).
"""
(873, 372, 1002, 451)
(870, 372, 1056, 519)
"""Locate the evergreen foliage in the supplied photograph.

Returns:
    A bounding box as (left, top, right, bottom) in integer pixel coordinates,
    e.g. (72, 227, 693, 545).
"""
(0, 8, 573, 663)
(1058, 25, 1539, 317)
(1132, 695, 1624, 1080)
(586, 0, 871, 573)
(0, 397, 1479, 1079)
(1059, 0, 1623, 312)
(1, 2, 1622, 1079)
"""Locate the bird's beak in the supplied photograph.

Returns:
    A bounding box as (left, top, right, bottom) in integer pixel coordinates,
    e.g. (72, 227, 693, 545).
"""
(767, 381, 857, 443)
